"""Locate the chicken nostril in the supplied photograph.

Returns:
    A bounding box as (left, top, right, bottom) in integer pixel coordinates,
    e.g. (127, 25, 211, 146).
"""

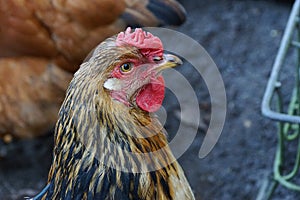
(153, 56, 163, 62)
(168, 57, 176, 62)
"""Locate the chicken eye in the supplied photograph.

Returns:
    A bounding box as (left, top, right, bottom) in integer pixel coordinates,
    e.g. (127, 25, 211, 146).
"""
(120, 63, 133, 73)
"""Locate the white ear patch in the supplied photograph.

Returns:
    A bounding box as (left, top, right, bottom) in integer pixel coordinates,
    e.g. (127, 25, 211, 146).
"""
(103, 78, 122, 90)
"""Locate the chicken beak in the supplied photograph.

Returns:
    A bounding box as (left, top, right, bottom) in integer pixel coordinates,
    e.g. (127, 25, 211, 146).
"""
(154, 54, 183, 72)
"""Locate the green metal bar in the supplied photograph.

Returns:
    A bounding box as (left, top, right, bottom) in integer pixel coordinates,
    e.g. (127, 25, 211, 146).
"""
(273, 88, 284, 181)
(283, 88, 299, 140)
(283, 21, 300, 180)
(272, 14, 300, 189)
(281, 134, 300, 180)
(282, 18, 300, 180)
(258, 1, 300, 199)
(271, 88, 300, 191)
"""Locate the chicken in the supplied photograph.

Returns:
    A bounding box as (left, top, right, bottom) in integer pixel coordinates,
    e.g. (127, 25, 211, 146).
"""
(31, 28, 195, 200)
(0, 0, 186, 139)
(0, 0, 186, 72)
(0, 58, 72, 139)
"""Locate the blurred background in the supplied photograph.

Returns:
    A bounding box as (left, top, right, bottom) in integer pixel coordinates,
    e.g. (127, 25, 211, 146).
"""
(0, 0, 298, 199)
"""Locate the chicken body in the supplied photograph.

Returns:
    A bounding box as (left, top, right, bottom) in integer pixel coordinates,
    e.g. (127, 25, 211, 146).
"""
(32, 28, 195, 200)
(0, 0, 186, 72)
(0, 0, 186, 139)
(0, 58, 72, 139)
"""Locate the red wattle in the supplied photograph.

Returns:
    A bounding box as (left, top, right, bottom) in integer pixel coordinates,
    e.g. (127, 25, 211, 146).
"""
(136, 76, 165, 113)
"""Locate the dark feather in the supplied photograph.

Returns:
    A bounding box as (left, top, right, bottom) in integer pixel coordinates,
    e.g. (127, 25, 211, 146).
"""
(121, 0, 186, 27)
(147, 0, 186, 26)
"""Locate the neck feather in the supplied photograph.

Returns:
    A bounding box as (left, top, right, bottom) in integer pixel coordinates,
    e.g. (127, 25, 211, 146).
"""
(42, 73, 194, 199)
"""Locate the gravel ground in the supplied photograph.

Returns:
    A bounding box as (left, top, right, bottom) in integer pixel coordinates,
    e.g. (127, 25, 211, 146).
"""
(0, 1, 299, 199)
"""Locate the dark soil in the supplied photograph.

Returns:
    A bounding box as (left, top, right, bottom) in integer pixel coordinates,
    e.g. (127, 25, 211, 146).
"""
(0, 1, 298, 199)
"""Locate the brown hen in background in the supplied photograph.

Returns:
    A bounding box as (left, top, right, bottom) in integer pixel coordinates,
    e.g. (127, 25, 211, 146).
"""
(0, 0, 186, 139)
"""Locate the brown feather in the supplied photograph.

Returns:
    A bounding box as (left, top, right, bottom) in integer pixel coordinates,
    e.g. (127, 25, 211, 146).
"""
(0, 0, 186, 73)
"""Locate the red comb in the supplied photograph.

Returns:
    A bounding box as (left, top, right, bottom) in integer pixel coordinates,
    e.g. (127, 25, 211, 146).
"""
(116, 27, 163, 57)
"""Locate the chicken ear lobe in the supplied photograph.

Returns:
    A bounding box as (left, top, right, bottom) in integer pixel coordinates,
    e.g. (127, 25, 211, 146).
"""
(103, 78, 123, 90)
